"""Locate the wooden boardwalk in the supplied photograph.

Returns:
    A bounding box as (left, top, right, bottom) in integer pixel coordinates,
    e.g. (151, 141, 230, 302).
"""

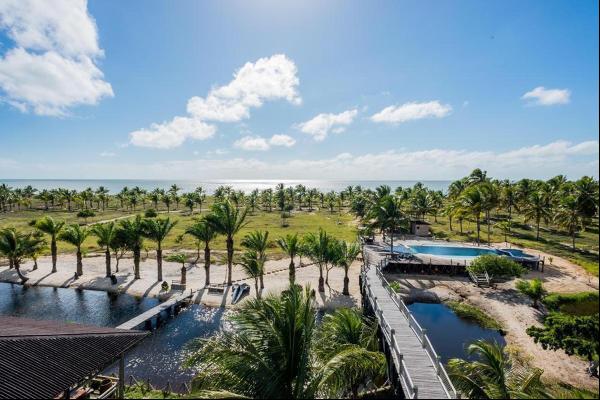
(116, 291, 194, 330)
(361, 258, 457, 398)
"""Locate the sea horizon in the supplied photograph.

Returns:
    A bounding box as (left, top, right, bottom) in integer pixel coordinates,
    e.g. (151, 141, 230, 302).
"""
(0, 178, 452, 194)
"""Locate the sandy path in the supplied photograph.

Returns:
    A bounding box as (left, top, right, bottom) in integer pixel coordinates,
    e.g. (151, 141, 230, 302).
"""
(0, 252, 360, 310)
(386, 250, 598, 391)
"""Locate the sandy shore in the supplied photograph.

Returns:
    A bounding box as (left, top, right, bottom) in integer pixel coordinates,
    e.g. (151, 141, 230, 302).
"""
(0, 252, 360, 310)
(387, 245, 599, 391)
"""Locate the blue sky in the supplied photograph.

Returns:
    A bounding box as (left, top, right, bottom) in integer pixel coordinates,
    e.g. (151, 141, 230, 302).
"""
(0, 0, 598, 180)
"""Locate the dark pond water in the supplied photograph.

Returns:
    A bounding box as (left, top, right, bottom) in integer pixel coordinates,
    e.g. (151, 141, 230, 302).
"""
(0, 283, 228, 388)
(407, 302, 505, 364)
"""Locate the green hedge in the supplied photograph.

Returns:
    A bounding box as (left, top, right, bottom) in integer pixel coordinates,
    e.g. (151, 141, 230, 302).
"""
(467, 254, 525, 278)
(543, 292, 599, 316)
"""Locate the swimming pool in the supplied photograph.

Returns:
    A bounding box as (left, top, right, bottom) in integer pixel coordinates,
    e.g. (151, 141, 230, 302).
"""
(407, 245, 499, 258)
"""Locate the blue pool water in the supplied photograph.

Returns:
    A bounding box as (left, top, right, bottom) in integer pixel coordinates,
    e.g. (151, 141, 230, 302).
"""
(409, 245, 499, 258)
(407, 302, 505, 363)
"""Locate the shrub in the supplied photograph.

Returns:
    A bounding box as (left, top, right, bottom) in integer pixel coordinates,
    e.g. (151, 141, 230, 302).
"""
(77, 209, 95, 218)
(144, 209, 158, 218)
(543, 292, 599, 316)
(467, 254, 524, 278)
(516, 279, 547, 308)
(161, 281, 169, 292)
(446, 300, 502, 330)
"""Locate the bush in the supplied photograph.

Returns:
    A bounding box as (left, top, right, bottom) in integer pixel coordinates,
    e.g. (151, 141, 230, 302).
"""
(161, 281, 169, 292)
(543, 292, 599, 316)
(77, 210, 95, 220)
(516, 279, 547, 308)
(467, 254, 525, 278)
(446, 300, 503, 330)
(144, 209, 158, 218)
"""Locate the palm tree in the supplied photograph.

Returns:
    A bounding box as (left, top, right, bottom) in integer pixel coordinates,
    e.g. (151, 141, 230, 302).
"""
(333, 241, 361, 296)
(521, 191, 551, 241)
(0, 228, 46, 284)
(204, 201, 248, 286)
(91, 222, 117, 277)
(238, 250, 263, 299)
(119, 215, 145, 279)
(277, 233, 300, 285)
(303, 229, 332, 293)
(460, 186, 484, 243)
(185, 286, 385, 398)
(516, 279, 546, 308)
(143, 217, 177, 281)
(373, 195, 404, 254)
(494, 220, 512, 244)
(241, 230, 269, 289)
(554, 195, 582, 250)
(35, 216, 65, 273)
(448, 340, 549, 399)
(185, 220, 217, 286)
(59, 224, 90, 276)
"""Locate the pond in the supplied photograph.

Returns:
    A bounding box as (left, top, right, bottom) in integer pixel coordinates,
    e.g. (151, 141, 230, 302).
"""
(0, 282, 228, 388)
(407, 302, 505, 364)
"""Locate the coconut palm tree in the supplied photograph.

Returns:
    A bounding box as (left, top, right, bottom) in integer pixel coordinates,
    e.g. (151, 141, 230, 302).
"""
(277, 233, 300, 285)
(91, 222, 117, 277)
(0, 228, 46, 284)
(554, 195, 582, 250)
(143, 217, 177, 281)
(241, 230, 269, 289)
(521, 191, 551, 241)
(185, 220, 217, 286)
(238, 250, 263, 299)
(460, 186, 484, 243)
(35, 216, 65, 273)
(372, 195, 404, 254)
(204, 201, 248, 286)
(59, 224, 90, 276)
(333, 241, 361, 296)
(448, 340, 549, 399)
(119, 215, 145, 279)
(303, 229, 332, 293)
(185, 285, 385, 399)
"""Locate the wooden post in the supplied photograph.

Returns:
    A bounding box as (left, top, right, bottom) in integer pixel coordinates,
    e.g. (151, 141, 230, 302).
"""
(118, 353, 125, 399)
(421, 328, 427, 347)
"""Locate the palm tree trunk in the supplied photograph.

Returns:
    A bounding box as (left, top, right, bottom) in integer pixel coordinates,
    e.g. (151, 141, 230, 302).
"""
(536, 219, 540, 241)
(318, 264, 325, 292)
(14, 260, 28, 284)
(343, 266, 350, 296)
(51, 238, 57, 273)
(572, 231, 576, 251)
(226, 237, 233, 286)
(204, 244, 211, 287)
(156, 245, 163, 281)
(104, 248, 111, 277)
(476, 216, 481, 244)
(254, 278, 261, 299)
(449, 215, 453, 231)
(487, 211, 491, 244)
(260, 272, 264, 289)
(134, 247, 141, 279)
(76, 249, 83, 276)
(289, 258, 295, 285)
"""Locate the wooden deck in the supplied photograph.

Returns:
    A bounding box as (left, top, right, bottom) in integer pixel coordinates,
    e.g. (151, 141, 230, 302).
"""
(361, 251, 457, 398)
(116, 291, 194, 330)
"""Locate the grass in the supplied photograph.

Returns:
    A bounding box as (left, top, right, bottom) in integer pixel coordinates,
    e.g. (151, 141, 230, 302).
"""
(0, 203, 358, 259)
(445, 300, 503, 330)
(428, 214, 599, 276)
(543, 291, 599, 316)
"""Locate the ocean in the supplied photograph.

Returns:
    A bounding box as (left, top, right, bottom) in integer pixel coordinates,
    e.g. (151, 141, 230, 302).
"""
(0, 179, 451, 194)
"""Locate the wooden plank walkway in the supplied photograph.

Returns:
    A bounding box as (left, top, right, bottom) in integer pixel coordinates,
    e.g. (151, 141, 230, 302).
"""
(363, 265, 456, 399)
(116, 291, 194, 330)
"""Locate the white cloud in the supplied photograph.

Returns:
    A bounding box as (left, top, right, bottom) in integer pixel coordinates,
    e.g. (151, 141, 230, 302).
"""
(522, 86, 570, 106)
(234, 136, 270, 151)
(269, 134, 296, 147)
(0, 0, 113, 116)
(187, 54, 301, 122)
(99, 151, 115, 157)
(130, 117, 216, 149)
(298, 109, 358, 141)
(371, 101, 452, 124)
(130, 54, 301, 148)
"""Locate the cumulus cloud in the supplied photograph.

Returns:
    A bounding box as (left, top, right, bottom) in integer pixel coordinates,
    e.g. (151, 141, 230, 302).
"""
(130, 117, 216, 149)
(521, 86, 571, 106)
(130, 54, 301, 149)
(269, 134, 296, 147)
(233, 134, 296, 151)
(371, 101, 452, 124)
(0, 0, 113, 116)
(298, 109, 358, 141)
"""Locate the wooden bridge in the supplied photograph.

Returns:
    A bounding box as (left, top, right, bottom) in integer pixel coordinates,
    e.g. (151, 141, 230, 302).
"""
(360, 260, 458, 399)
(116, 290, 195, 330)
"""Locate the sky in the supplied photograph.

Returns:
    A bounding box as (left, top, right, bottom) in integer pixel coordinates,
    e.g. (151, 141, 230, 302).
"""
(0, 0, 598, 180)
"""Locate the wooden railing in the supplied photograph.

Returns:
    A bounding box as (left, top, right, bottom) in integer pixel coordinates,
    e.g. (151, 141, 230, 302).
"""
(362, 261, 459, 399)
